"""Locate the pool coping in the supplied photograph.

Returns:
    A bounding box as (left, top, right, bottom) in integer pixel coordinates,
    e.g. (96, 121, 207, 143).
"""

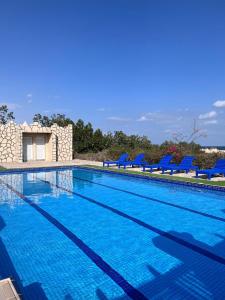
(0, 164, 225, 192)
(0, 278, 21, 300)
(76, 166, 225, 192)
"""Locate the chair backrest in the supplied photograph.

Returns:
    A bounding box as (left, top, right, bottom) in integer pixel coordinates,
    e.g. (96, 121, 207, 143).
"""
(118, 153, 129, 163)
(159, 155, 173, 165)
(214, 159, 225, 169)
(133, 153, 145, 163)
(179, 156, 195, 167)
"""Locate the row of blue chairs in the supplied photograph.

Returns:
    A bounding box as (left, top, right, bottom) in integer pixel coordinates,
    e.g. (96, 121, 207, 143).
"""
(103, 153, 146, 168)
(103, 153, 225, 180)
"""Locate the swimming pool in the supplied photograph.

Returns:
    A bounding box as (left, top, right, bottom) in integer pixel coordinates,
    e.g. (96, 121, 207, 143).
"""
(0, 167, 225, 299)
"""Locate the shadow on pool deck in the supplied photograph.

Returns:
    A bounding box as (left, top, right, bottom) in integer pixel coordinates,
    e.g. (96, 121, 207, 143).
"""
(97, 231, 225, 300)
(0, 216, 48, 300)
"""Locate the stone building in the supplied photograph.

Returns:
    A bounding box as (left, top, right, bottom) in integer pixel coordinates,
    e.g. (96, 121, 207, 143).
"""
(0, 122, 73, 163)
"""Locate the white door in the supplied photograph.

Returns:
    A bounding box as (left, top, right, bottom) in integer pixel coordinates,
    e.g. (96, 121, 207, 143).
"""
(36, 136, 46, 160)
(23, 137, 33, 161)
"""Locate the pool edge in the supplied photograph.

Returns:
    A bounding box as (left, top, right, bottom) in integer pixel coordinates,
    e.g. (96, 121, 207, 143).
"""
(0, 164, 225, 192)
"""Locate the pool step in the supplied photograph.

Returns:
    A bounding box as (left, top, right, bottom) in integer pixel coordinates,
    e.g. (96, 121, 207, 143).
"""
(0, 278, 20, 300)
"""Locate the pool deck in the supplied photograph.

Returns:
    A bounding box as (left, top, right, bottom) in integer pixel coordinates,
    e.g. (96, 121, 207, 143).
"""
(1, 159, 225, 182)
(0, 159, 101, 170)
(0, 278, 20, 300)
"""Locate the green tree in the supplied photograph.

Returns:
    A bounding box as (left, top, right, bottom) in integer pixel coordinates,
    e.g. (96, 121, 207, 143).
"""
(126, 134, 151, 149)
(32, 113, 154, 155)
(51, 114, 74, 127)
(73, 119, 94, 153)
(0, 105, 15, 124)
(33, 114, 52, 126)
(92, 129, 105, 152)
(33, 113, 73, 127)
(113, 131, 128, 146)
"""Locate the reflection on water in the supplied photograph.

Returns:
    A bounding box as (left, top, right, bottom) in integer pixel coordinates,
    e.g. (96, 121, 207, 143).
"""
(0, 170, 74, 207)
(72, 169, 103, 191)
(23, 173, 53, 196)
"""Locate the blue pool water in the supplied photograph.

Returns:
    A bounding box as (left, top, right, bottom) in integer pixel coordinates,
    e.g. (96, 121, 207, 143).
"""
(0, 167, 225, 299)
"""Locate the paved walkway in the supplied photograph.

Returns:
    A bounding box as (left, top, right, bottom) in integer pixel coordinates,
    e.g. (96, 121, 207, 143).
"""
(1, 159, 225, 182)
(0, 159, 102, 169)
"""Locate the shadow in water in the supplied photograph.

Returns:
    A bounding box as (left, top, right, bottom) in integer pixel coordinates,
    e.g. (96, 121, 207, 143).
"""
(0, 216, 48, 299)
(96, 288, 109, 300)
(96, 231, 225, 300)
(64, 294, 74, 300)
(0, 216, 5, 231)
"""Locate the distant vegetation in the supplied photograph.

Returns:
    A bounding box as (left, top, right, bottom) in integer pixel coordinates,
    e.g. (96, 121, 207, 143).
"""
(33, 113, 152, 153)
(33, 113, 225, 169)
(0, 105, 15, 124)
(0, 106, 223, 169)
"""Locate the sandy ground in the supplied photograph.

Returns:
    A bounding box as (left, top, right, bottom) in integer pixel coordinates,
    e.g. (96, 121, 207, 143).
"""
(1, 159, 225, 182)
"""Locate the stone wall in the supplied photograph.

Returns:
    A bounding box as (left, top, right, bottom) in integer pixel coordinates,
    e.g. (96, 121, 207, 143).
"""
(51, 123, 73, 161)
(0, 122, 20, 162)
(0, 121, 73, 163)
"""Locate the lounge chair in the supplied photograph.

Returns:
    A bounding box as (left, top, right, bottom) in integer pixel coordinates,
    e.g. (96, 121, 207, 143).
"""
(142, 154, 173, 172)
(103, 153, 129, 167)
(118, 153, 147, 169)
(196, 159, 225, 180)
(161, 155, 198, 175)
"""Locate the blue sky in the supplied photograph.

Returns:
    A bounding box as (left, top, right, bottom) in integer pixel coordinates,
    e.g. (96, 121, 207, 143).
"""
(0, 0, 225, 145)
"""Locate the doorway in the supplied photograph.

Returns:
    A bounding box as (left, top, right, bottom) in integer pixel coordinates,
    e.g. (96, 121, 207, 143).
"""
(23, 136, 33, 161)
(23, 134, 48, 162)
(36, 136, 46, 160)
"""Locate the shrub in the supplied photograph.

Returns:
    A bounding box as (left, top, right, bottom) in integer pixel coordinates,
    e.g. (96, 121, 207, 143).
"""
(195, 152, 225, 169)
(74, 144, 225, 170)
(74, 150, 109, 162)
